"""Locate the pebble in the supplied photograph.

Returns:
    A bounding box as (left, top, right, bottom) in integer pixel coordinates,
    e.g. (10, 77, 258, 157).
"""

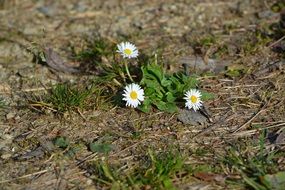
(177, 108, 208, 126)
(6, 112, 16, 120)
(37, 5, 57, 17)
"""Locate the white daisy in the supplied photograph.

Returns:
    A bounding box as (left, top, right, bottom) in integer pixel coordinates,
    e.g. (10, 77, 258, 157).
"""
(122, 83, 144, 108)
(117, 42, 139, 59)
(184, 89, 203, 111)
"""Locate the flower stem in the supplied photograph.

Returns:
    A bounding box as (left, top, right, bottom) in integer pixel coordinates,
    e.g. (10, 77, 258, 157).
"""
(124, 61, 134, 82)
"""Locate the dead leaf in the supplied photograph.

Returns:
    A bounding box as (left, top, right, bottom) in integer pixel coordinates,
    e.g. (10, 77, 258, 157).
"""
(44, 47, 80, 73)
(275, 130, 285, 145)
(194, 172, 226, 184)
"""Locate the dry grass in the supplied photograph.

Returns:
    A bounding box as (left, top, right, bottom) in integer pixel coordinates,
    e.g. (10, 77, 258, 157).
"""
(1, 0, 285, 189)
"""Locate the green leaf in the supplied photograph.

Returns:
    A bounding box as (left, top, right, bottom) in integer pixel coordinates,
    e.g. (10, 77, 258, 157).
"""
(144, 84, 164, 98)
(143, 79, 161, 90)
(111, 182, 120, 190)
(260, 171, 285, 190)
(101, 161, 115, 181)
(139, 98, 152, 113)
(66, 147, 76, 158)
(225, 70, 242, 77)
(242, 173, 267, 190)
(144, 87, 156, 96)
(168, 76, 180, 92)
(147, 64, 164, 81)
(165, 102, 178, 113)
(161, 78, 171, 87)
(171, 74, 181, 83)
(154, 101, 167, 111)
(90, 142, 112, 154)
(163, 178, 175, 190)
(183, 76, 199, 89)
(139, 62, 209, 114)
(54, 137, 69, 148)
(166, 92, 176, 102)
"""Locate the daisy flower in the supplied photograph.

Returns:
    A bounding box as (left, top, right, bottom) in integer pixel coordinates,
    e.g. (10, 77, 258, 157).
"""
(184, 89, 203, 111)
(123, 83, 144, 108)
(117, 42, 139, 59)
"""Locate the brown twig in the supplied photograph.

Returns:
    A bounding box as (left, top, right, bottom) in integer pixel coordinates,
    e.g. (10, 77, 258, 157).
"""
(0, 170, 48, 184)
(268, 35, 285, 48)
(193, 111, 235, 138)
(232, 104, 267, 133)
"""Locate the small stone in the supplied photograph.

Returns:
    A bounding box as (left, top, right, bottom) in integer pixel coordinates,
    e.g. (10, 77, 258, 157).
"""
(257, 11, 278, 19)
(177, 108, 209, 126)
(6, 112, 16, 120)
(37, 6, 57, 17)
(73, 2, 88, 12)
(86, 179, 93, 185)
(14, 147, 45, 161)
(39, 138, 55, 152)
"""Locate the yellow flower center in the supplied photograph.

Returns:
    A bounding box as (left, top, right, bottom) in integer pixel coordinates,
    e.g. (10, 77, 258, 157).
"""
(190, 95, 198, 103)
(124, 48, 132, 55)
(130, 91, 138, 100)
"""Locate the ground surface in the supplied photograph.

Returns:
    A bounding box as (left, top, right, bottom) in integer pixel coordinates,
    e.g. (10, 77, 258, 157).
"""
(0, 0, 285, 190)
